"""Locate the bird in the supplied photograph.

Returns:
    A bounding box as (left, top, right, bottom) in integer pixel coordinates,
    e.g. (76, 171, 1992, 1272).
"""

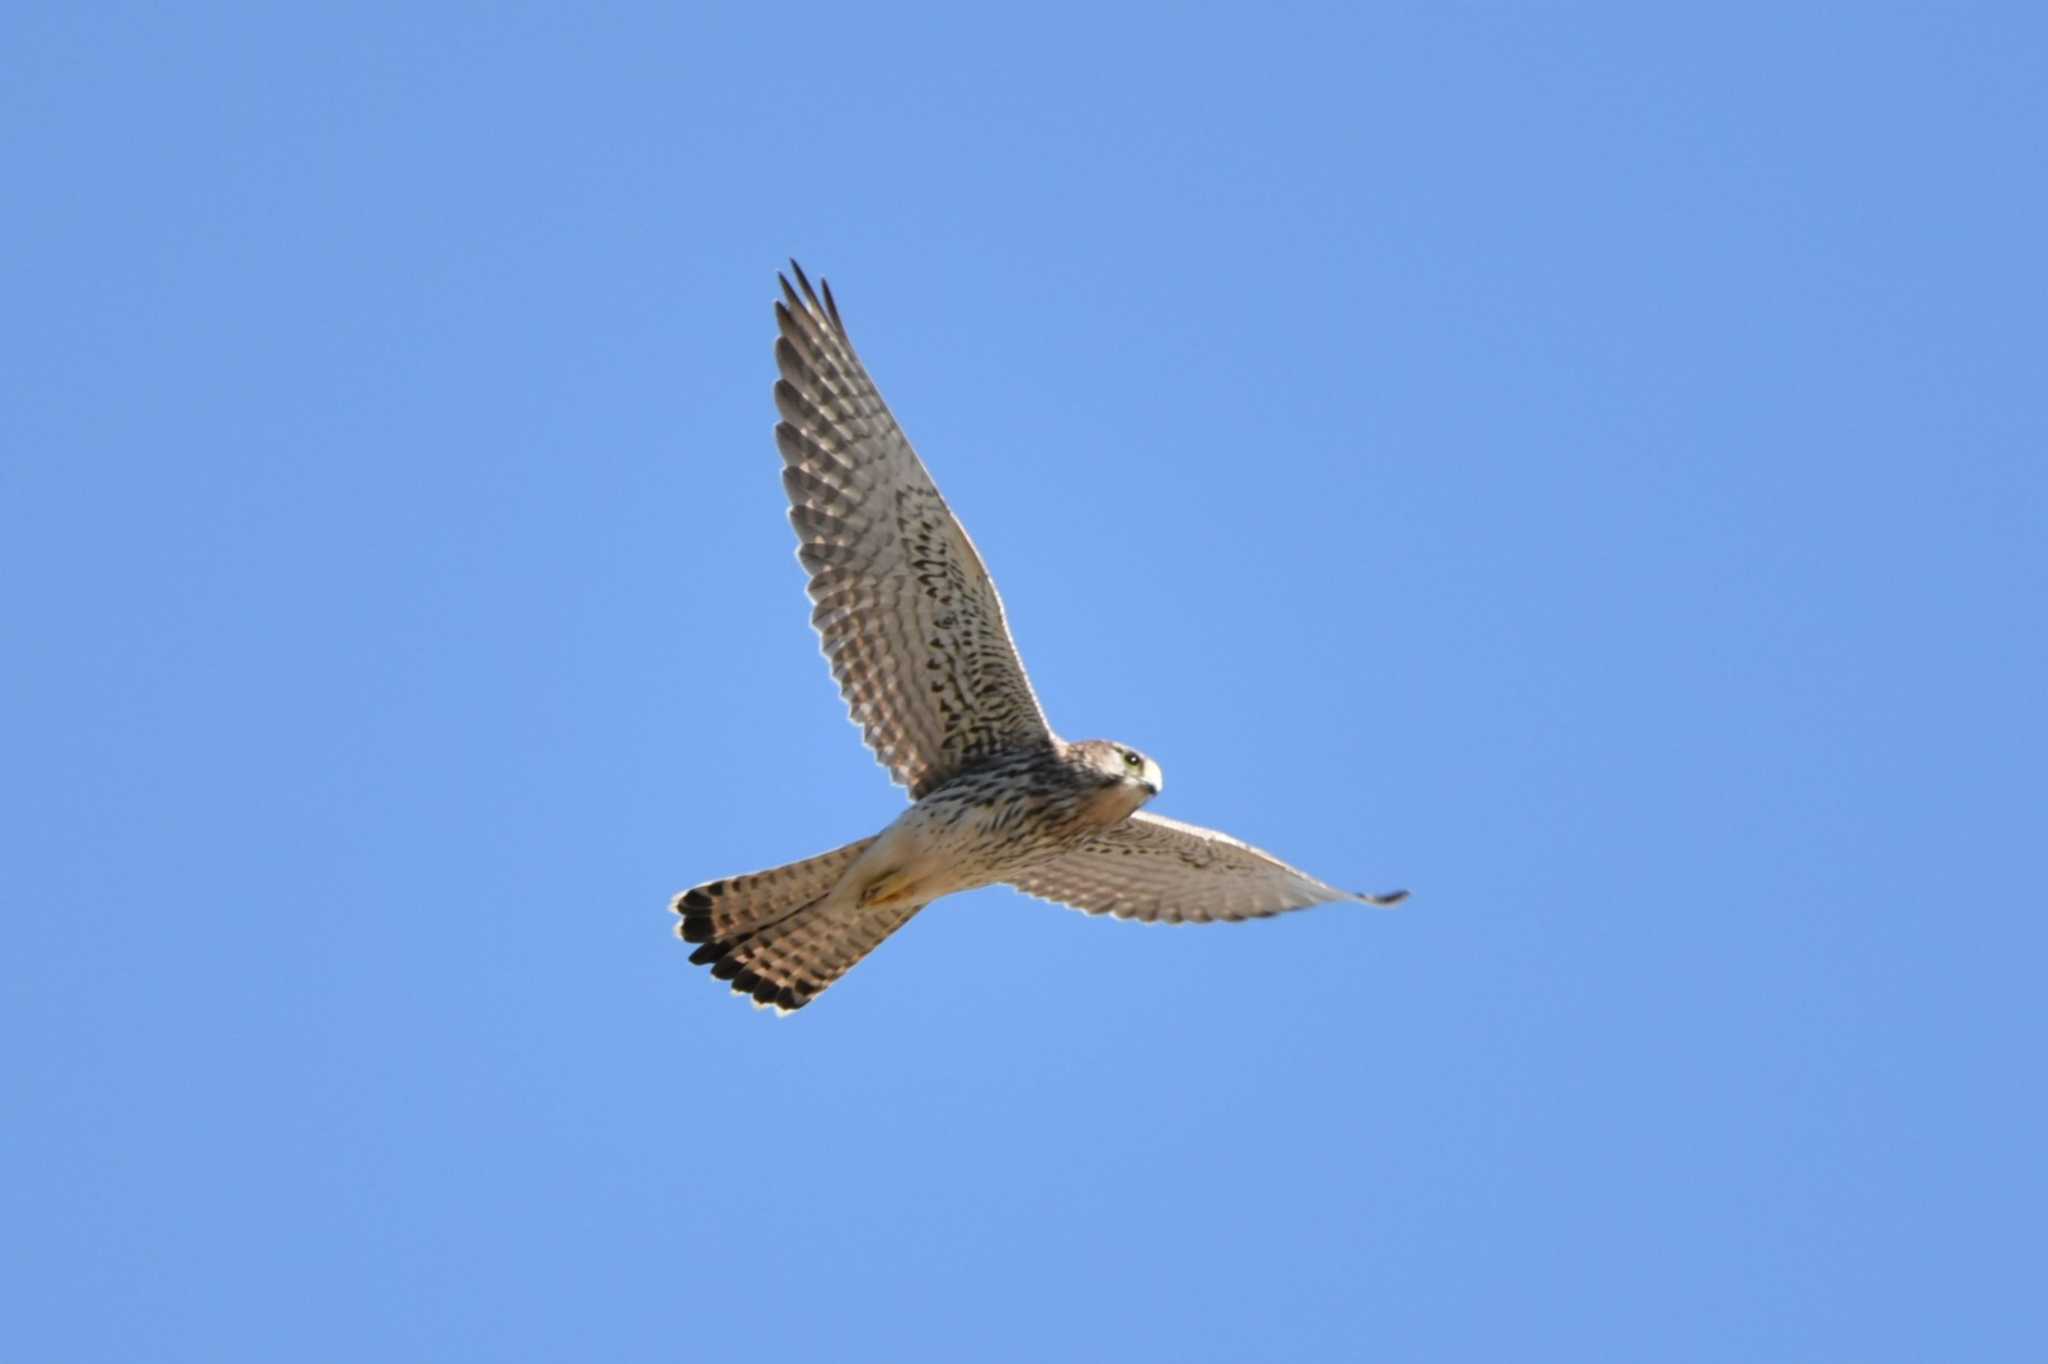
(672, 262, 1407, 1013)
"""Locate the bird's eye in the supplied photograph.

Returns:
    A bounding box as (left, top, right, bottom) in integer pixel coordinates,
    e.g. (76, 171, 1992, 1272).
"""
(1123, 751, 1143, 769)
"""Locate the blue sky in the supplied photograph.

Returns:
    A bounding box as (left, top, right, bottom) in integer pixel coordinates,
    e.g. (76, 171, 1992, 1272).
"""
(7, 4, 2044, 1360)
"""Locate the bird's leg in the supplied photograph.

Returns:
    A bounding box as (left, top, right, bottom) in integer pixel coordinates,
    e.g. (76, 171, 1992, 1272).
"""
(859, 869, 918, 907)
(841, 805, 947, 909)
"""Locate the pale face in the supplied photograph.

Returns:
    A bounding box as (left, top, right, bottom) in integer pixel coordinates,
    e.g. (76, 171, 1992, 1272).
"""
(1073, 739, 1163, 824)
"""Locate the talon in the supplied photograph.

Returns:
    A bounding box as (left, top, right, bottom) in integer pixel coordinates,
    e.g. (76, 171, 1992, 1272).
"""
(860, 871, 910, 907)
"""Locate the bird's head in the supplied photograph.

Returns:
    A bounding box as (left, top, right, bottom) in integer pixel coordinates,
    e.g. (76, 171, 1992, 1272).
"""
(1070, 739, 1163, 818)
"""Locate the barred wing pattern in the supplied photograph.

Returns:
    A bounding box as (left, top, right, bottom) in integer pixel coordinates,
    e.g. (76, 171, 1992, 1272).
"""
(774, 264, 1055, 798)
(1006, 811, 1409, 924)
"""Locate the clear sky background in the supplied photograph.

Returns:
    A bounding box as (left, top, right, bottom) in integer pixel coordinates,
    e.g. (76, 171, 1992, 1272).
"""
(7, 5, 2044, 1361)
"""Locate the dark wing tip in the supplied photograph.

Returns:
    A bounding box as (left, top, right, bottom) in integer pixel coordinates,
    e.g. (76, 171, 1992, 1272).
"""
(787, 258, 820, 309)
(781, 259, 846, 337)
(820, 276, 844, 334)
(1360, 888, 1410, 907)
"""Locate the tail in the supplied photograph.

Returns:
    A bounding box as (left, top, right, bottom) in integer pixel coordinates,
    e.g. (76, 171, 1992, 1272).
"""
(671, 836, 922, 1013)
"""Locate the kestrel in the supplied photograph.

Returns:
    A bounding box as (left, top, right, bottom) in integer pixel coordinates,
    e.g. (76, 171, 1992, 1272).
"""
(673, 263, 1407, 1012)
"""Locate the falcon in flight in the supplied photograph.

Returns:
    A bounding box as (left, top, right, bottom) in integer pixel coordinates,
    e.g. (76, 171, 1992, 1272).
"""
(673, 263, 1407, 1012)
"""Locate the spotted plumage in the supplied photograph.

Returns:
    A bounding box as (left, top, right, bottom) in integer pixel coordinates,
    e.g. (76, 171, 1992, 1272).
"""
(671, 263, 1406, 1012)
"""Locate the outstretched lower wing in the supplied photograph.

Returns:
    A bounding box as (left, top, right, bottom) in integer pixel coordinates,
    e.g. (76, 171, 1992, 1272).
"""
(1006, 811, 1408, 924)
(773, 263, 1055, 798)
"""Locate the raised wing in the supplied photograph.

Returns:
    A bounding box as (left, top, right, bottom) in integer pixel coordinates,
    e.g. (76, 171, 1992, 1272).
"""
(1006, 811, 1408, 924)
(773, 263, 1055, 798)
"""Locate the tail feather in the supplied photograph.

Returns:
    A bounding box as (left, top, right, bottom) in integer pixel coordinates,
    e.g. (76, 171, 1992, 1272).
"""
(686, 896, 925, 1012)
(673, 836, 873, 944)
(672, 837, 919, 1012)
